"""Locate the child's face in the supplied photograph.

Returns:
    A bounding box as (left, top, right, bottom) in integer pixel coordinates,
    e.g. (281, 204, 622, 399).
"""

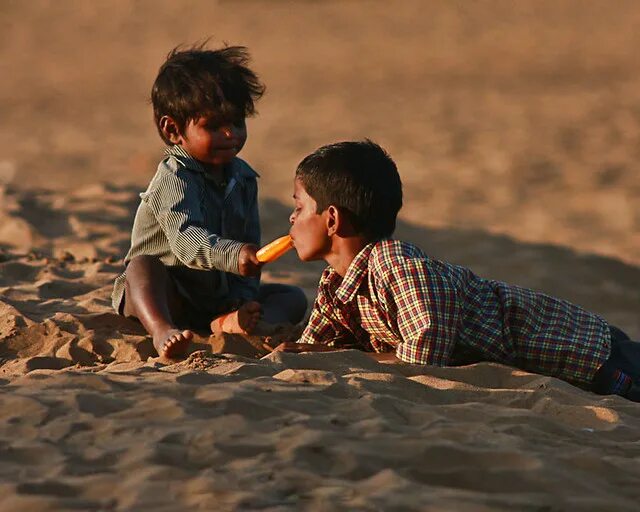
(289, 178, 331, 261)
(179, 114, 247, 168)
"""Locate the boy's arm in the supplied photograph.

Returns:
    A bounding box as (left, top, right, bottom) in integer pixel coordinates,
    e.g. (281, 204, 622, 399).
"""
(377, 259, 458, 366)
(367, 352, 401, 363)
(272, 342, 339, 353)
(274, 296, 361, 352)
(144, 170, 245, 274)
(227, 185, 261, 300)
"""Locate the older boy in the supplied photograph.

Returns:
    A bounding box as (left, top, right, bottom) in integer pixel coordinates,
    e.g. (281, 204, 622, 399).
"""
(112, 45, 307, 358)
(277, 140, 640, 401)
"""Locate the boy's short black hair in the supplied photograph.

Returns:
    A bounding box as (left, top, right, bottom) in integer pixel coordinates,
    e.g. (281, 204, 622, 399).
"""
(296, 140, 403, 241)
(151, 43, 265, 144)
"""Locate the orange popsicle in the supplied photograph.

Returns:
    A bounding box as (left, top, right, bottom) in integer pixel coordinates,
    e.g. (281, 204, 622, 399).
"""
(256, 235, 294, 263)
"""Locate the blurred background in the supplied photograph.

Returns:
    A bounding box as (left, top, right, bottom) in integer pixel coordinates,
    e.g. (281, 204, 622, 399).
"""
(1, 0, 639, 333)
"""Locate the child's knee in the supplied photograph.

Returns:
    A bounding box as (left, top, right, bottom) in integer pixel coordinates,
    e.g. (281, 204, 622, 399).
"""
(127, 254, 164, 273)
(285, 285, 308, 323)
(259, 283, 308, 323)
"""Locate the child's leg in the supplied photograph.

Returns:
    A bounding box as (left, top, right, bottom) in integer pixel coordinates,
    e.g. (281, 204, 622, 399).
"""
(209, 284, 307, 336)
(123, 255, 193, 358)
(257, 283, 308, 324)
(592, 326, 640, 401)
(210, 301, 262, 335)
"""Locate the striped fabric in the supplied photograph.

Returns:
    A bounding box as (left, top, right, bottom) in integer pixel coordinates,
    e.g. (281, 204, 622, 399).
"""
(112, 145, 261, 316)
(299, 239, 611, 385)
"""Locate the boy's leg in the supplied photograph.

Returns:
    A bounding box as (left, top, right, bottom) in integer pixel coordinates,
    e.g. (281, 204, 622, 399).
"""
(591, 326, 640, 401)
(210, 301, 262, 335)
(123, 255, 193, 358)
(257, 283, 308, 324)
(607, 335, 640, 401)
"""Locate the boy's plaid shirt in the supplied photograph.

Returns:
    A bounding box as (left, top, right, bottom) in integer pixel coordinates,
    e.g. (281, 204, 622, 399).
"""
(299, 239, 611, 385)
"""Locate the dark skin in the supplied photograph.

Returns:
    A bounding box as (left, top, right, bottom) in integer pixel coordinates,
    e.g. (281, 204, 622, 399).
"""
(123, 255, 194, 358)
(271, 342, 400, 362)
(273, 180, 400, 362)
(124, 113, 304, 358)
(123, 246, 263, 359)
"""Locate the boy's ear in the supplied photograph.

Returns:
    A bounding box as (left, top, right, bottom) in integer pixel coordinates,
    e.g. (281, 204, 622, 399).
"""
(159, 116, 183, 145)
(325, 205, 339, 236)
(326, 205, 356, 237)
(326, 205, 360, 237)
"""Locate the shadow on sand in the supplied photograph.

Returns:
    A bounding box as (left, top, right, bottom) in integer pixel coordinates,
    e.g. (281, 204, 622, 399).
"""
(259, 197, 640, 338)
(1, 186, 638, 338)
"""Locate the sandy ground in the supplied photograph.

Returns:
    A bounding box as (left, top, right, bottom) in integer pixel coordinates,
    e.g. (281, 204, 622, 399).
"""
(1, 1, 640, 510)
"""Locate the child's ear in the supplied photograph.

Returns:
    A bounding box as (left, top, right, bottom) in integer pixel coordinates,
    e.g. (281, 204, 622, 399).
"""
(325, 205, 339, 236)
(159, 116, 183, 145)
(327, 205, 354, 236)
(327, 206, 359, 237)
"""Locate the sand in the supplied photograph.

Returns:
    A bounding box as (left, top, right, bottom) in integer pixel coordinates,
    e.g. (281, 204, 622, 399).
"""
(1, 1, 640, 510)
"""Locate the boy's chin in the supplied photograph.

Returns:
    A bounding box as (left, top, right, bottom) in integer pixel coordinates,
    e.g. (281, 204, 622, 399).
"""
(295, 249, 320, 262)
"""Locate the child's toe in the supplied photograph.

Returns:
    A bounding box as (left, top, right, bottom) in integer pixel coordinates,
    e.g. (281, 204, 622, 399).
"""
(157, 329, 192, 359)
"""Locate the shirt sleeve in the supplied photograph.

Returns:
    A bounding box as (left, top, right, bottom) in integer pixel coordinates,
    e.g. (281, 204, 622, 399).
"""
(375, 258, 458, 365)
(142, 169, 245, 274)
(298, 296, 356, 347)
(227, 181, 261, 301)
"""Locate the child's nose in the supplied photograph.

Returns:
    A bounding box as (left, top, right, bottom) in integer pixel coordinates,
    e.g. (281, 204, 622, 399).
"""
(222, 123, 244, 139)
(289, 212, 295, 224)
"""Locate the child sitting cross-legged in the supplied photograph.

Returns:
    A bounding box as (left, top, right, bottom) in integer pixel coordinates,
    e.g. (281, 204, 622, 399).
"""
(112, 44, 307, 358)
(275, 140, 640, 402)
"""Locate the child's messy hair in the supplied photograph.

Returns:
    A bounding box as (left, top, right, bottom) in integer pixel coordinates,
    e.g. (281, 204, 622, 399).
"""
(151, 42, 265, 144)
(296, 140, 403, 241)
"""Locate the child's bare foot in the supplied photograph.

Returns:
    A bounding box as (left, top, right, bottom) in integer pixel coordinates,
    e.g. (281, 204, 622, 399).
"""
(153, 329, 193, 359)
(211, 301, 262, 335)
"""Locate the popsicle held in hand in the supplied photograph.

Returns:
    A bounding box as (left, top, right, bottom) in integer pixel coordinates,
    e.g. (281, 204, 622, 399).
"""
(256, 235, 294, 263)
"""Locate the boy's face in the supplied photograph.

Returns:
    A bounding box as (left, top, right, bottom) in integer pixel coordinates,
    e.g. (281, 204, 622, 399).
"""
(179, 114, 247, 168)
(289, 178, 331, 261)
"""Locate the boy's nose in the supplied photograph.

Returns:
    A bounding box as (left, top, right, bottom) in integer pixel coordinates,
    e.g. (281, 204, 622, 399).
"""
(289, 212, 295, 224)
(222, 123, 245, 139)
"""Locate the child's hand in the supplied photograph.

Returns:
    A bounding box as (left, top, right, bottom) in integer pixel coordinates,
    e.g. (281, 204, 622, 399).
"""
(272, 342, 336, 353)
(262, 324, 306, 349)
(238, 244, 262, 276)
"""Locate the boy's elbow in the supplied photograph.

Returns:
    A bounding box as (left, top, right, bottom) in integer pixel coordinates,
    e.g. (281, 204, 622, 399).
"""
(368, 352, 402, 363)
(171, 244, 213, 270)
(395, 342, 439, 366)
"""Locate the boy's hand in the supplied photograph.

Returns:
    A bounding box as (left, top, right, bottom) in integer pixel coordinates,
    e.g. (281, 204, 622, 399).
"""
(272, 342, 337, 353)
(263, 324, 306, 349)
(238, 244, 262, 276)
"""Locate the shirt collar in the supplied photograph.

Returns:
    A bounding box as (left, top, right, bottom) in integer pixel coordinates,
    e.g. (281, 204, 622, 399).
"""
(332, 242, 376, 303)
(164, 145, 259, 181)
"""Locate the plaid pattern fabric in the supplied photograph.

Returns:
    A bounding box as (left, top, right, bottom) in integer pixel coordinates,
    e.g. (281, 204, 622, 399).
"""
(299, 239, 611, 385)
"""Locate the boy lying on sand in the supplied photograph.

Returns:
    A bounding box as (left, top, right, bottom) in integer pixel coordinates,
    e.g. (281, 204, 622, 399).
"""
(275, 140, 640, 402)
(112, 44, 307, 358)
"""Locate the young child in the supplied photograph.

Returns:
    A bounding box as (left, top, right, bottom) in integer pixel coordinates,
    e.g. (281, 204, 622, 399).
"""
(112, 44, 307, 358)
(276, 140, 640, 402)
